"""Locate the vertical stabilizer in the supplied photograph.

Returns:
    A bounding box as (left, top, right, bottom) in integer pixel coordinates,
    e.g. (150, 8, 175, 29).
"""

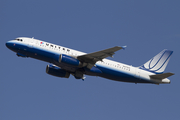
(139, 49, 173, 73)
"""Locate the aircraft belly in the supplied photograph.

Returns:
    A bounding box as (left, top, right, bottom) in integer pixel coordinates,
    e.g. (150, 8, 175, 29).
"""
(25, 46, 55, 63)
(96, 65, 152, 83)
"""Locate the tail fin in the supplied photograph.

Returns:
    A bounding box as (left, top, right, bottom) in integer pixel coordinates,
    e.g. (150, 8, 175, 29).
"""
(139, 49, 173, 73)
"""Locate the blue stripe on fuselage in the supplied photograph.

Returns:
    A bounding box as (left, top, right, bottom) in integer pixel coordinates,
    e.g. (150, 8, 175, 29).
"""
(96, 64, 152, 83)
(9, 42, 59, 63)
(12, 42, 79, 71)
(11, 42, 152, 83)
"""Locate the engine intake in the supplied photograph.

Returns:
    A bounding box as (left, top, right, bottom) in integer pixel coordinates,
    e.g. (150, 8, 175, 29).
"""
(46, 64, 70, 78)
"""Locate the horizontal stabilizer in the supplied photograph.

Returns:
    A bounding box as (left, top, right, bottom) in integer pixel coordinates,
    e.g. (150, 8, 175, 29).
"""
(150, 72, 174, 80)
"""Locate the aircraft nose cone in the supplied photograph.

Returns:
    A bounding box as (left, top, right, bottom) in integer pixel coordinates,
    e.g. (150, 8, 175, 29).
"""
(6, 41, 14, 49)
(6, 41, 11, 48)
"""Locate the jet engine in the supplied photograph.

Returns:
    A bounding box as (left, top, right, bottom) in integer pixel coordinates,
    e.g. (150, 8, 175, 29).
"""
(46, 64, 70, 78)
(58, 54, 82, 67)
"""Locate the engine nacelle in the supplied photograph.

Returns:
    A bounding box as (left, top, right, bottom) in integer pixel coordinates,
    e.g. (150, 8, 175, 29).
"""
(58, 54, 82, 67)
(46, 64, 70, 78)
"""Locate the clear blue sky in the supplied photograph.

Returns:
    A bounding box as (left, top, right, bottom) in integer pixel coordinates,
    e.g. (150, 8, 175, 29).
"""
(1, 0, 180, 120)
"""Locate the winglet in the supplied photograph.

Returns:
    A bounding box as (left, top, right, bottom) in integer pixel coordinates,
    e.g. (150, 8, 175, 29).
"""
(121, 46, 127, 50)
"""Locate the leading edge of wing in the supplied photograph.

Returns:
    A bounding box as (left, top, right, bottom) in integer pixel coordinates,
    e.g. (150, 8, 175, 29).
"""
(77, 46, 127, 64)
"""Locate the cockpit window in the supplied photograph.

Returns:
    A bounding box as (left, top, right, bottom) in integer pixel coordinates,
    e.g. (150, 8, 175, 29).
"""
(16, 39, 23, 41)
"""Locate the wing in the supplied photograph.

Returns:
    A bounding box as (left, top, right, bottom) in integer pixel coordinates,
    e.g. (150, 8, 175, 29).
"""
(77, 46, 126, 69)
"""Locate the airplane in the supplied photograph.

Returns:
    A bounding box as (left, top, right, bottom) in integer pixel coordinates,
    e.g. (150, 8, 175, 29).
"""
(6, 37, 174, 84)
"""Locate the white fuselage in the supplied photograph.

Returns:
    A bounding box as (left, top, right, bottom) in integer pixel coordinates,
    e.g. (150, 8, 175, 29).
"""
(6, 37, 171, 84)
